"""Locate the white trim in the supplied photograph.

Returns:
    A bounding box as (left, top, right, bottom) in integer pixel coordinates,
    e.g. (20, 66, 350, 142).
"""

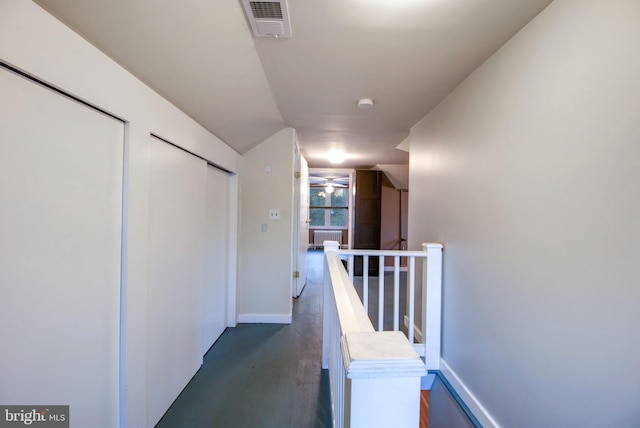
(237, 313, 292, 324)
(440, 359, 501, 428)
(227, 173, 239, 328)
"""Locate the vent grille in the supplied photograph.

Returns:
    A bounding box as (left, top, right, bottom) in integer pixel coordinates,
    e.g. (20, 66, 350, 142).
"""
(250, 2, 283, 19)
(242, 0, 291, 38)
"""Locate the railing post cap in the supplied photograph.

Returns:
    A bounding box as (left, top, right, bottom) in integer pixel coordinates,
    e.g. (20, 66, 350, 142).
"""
(422, 243, 443, 250)
(342, 332, 427, 379)
(324, 240, 340, 253)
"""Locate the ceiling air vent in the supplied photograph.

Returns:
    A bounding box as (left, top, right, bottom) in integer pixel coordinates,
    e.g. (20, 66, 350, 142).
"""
(241, 0, 292, 38)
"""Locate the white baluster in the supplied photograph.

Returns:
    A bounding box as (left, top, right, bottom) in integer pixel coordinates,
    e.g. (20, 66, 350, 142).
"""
(378, 255, 384, 331)
(408, 256, 416, 344)
(393, 255, 400, 331)
(363, 255, 369, 314)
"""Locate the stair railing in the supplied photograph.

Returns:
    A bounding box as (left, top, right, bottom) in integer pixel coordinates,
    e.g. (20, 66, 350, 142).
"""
(321, 241, 443, 428)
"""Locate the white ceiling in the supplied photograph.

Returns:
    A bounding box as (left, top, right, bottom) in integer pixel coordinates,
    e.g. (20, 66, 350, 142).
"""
(34, 0, 553, 169)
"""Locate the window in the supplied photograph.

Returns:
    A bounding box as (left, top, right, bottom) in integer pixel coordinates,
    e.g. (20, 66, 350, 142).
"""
(310, 187, 348, 227)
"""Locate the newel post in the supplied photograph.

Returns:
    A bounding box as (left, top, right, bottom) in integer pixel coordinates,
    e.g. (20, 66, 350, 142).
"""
(422, 243, 443, 370)
(322, 241, 340, 370)
(343, 332, 426, 428)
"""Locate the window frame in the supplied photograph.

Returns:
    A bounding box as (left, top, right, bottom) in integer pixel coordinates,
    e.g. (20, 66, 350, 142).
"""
(309, 187, 348, 229)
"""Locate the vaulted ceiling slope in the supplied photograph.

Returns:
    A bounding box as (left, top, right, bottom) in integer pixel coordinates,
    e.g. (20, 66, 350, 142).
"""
(34, 0, 553, 168)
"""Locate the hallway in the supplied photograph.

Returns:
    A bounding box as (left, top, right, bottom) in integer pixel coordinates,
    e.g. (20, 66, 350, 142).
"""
(156, 250, 331, 427)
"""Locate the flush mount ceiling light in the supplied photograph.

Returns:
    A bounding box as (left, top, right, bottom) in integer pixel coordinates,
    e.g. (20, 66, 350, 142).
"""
(357, 98, 374, 110)
(327, 150, 346, 164)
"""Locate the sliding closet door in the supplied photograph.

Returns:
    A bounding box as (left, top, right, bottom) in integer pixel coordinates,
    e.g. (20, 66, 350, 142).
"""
(0, 67, 123, 426)
(147, 136, 207, 425)
(202, 165, 230, 354)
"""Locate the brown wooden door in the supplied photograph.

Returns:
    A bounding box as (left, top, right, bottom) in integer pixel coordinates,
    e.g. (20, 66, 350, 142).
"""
(353, 170, 382, 275)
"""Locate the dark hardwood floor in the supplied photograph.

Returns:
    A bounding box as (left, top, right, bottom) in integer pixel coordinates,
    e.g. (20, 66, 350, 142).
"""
(156, 249, 428, 427)
(420, 390, 430, 428)
(155, 250, 330, 427)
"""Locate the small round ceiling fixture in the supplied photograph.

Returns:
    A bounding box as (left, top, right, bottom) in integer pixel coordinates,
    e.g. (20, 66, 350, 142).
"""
(357, 98, 374, 110)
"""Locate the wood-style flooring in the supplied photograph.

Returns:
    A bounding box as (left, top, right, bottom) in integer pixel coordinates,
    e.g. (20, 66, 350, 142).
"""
(420, 390, 430, 428)
(156, 249, 429, 427)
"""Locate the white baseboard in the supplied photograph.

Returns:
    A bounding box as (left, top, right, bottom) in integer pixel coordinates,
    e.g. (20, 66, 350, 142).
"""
(403, 315, 423, 343)
(439, 359, 500, 428)
(237, 313, 292, 324)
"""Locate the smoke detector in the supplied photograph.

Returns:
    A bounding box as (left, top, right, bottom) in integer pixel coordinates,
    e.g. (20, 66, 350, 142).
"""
(241, 1, 292, 38)
(357, 98, 374, 109)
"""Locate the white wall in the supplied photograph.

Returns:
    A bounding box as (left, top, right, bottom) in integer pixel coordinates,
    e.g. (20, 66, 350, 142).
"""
(238, 128, 296, 323)
(408, 0, 640, 426)
(0, 2, 240, 426)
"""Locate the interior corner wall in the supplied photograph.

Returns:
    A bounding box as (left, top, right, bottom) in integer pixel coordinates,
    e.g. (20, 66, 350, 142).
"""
(380, 185, 401, 251)
(238, 128, 295, 323)
(380, 185, 408, 267)
(0, 2, 241, 427)
(408, 0, 640, 426)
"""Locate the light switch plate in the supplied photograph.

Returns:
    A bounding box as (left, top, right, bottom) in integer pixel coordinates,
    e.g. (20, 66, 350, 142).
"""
(269, 209, 280, 220)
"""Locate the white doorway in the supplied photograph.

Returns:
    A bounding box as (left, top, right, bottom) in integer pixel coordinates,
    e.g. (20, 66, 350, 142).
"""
(293, 152, 309, 298)
(308, 168, 355, 250)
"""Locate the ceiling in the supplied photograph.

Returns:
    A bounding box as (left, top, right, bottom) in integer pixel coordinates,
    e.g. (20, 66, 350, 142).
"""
(34, 0, 553, 169)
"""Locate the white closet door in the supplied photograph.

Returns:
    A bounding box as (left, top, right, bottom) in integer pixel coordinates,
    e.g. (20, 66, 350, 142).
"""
(0, 67, 123, 426)
(147, 136, 207, 426)
(202, 165, 230, 355)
